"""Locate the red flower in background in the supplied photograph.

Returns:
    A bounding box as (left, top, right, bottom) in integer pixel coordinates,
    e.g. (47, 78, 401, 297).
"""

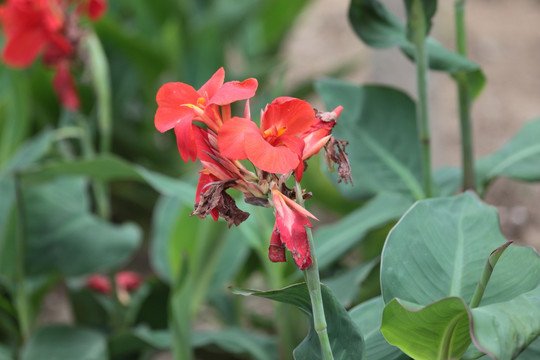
(0, 0, 107, 110)
(155, 67, 258, 162)
(86, 271, 142, 295)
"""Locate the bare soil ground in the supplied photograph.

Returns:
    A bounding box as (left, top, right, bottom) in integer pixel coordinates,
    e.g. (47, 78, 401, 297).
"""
(284, 0, 540, 248)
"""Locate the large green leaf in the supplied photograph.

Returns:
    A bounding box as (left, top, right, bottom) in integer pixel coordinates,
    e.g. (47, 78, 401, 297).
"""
(380, 192, 540, 359)
(471, 285, 540, 360)
(232, 283, 364, 360)
(315, 192, 413, 271)
(381, 297, 471, 360)
(21, 325, 108, 360)
(316, 80, 423, 200)
(380, 192, 540, 306)
(0, 344, 12, 360)
(349, 296, 409, 360)
(477, 118, 540, 189)
(348, 0, 485, 98)
(24, 177, 141, 277)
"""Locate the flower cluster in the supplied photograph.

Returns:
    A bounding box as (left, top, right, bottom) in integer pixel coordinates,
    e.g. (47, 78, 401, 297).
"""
(155, 68, 351, 270)
(0, 0, 107, 109)
(86, 271, 142, 304)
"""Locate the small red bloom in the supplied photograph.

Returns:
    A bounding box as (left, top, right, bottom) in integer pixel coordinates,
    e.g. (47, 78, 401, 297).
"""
(116, 271, 142, 292)
(270, 188, 318, 270)
(218, 97, 316, 175)
(77, 0, 107, 21)
(154, 68, 258, 162)
(86, 274, 111, 294)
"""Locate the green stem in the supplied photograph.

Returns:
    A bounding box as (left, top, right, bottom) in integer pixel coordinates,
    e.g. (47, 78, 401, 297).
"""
(455, 0, 476, 191)
(411, 0, 432, 197)
(13, 173, 31, 341)
(77, 119, 110, 219)
(84, 31, 112, 154)
(295, 181, 334, 360)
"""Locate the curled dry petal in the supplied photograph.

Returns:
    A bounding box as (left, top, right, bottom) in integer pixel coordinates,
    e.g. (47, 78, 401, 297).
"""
(192, 179, 250, 227)
(324, 137, 353, 185)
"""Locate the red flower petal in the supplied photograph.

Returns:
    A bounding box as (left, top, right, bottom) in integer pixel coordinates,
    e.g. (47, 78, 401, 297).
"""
(1, 27, 48, 67)
(261, 98, 315, 136)
(86, 275, 111, 294)
(116, 271, 141, 292)
(87, 0, 107, 21)
(244, 134, 300, 174)
(174, 120, 199, 162)
(268, 224, 286, 263)
(210, 78, 258, 105)
(53, 63, 79, 110)
(218, 117, 260, 161)
(198, 67, 225, 100)
(155, 82, 199, 132)
(271, 189, 312, 270)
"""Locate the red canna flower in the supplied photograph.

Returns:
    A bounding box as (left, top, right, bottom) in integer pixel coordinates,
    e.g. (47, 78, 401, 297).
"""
(155, 67, 258, 162)
(270, 188, 318, 270)
(0, 0, 108, 110)
(218, 97, 317, 175)
(0, 0, 67, 67)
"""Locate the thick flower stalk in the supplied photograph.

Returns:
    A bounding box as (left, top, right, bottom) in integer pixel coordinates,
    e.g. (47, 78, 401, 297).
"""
(0, 0, 107, 109)
(155, 68, 351, 358)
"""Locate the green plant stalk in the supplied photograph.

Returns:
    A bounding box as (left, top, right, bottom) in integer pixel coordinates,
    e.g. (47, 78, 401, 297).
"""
(469, 241, 512, 308)
(83, 31, 113, 219)
(295, 181, 334, 360)
(76, 118, 110, 220)
(455, 0, 476, 191)
(411, 0, 432, 197)
(13, 173, 31, 341)
(170, 285, 193, 360)
(84, 31, 112, 154)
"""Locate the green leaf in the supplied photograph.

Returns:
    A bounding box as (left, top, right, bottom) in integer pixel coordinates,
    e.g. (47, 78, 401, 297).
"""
(517, 337, 540, 359)
(471, 285, 540, 360)
(349, 296, 409, 360)
(382, 192, 540, 307)
(380, 192, 540, 359)
(20, 154, 196, 203)
(232, 283, 365, 360)
(21, 155, 144, 184)
(348, 0, 485, 98)
(0, 344, 13, 360)
(192, 328, 277, 360)
(381, 297, 471, 360)
(315, 192, 413, 271)
(21, 325, 108, 360)
(324, 258, 379, 307)
(477, 118, 540, 188)
(24, 177, 141, 277)
(316, 79, 423, 199)
(149, 196, 199, 283)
